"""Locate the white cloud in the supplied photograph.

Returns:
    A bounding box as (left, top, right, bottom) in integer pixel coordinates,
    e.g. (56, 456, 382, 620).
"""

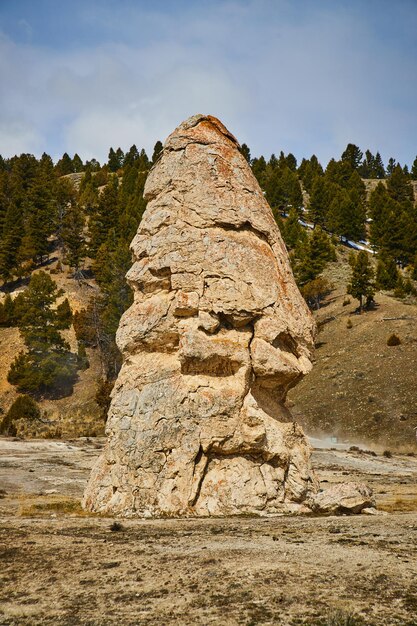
(0, 1, 415, 166)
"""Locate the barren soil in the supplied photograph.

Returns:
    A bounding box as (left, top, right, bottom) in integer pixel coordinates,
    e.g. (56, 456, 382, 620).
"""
(289, 248, 417, 451)
(1, 438, 416, 625)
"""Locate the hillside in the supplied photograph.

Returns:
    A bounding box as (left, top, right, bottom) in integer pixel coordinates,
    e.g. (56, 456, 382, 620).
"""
(0, 260, 105, 438)
(0, 145, 416, 449)
(289, 248, 417, 451)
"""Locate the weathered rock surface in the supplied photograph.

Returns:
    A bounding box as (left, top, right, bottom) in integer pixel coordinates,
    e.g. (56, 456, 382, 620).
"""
(83, 114, 319, 517)
(312, 482, 376, 515)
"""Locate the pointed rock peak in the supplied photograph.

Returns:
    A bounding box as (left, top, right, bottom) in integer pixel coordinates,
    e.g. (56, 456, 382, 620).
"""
(83, 115, 319, 518)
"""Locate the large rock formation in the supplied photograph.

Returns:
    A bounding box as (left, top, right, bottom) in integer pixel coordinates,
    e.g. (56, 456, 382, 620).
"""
(83, 114, 319, 517)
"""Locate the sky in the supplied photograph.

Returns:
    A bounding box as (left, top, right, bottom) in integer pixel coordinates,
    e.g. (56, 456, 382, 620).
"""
(0, 0, 416, 167)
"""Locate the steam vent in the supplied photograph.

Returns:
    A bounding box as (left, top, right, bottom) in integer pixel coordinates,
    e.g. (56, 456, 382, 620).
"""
(83, 114, 319, 517)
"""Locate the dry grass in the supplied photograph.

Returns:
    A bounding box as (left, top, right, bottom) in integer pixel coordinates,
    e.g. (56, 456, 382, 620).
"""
(18, 495, 87, 517)
(378, 495, 417, 513)
(289, 247, 417, 450)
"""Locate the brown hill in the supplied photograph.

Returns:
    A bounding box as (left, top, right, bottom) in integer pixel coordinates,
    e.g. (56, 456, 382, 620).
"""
(0, 260, 105, 438)
(289, 249, 417, 452)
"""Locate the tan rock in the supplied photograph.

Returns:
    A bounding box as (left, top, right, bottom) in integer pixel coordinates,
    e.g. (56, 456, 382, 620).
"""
(83, 114, 319, 517)
(311, 482, 376, 515)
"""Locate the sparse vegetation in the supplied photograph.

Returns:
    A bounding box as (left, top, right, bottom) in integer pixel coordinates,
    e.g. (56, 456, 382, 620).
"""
(387, 333, 401, 346)
(0, 395, 41, 435)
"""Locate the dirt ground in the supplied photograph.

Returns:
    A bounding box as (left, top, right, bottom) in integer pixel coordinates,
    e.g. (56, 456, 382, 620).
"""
(0, 437, 416, 626)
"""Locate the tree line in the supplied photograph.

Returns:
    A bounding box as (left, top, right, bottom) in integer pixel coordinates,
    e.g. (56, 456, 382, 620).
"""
(0, 140, 415, 407)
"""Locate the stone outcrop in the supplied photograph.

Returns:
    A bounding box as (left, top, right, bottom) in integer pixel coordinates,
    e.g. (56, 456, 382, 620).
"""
(312, 482, 376, 515)
(83, 114, 319, 517)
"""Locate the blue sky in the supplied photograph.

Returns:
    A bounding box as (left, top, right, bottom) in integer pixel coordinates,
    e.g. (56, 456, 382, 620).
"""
(0, 0, 416, 167)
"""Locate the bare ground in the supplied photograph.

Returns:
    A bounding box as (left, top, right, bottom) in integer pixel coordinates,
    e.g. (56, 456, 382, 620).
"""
(0, 438, 416, 626)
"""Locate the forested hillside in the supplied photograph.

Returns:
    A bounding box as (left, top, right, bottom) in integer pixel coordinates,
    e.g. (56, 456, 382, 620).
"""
(0, 140, 416, 447)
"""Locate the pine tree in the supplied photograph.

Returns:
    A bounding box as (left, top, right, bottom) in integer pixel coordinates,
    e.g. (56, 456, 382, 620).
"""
(115, 148, 124, 169)
(341, 144, 363, 170)
(0, 294, 15, 326)
(0, 200, 23, 281)
(0, 395, 41, 436)
(61, 201, 86, 272)
(108, 148, 120, 173)
(374, 152, 385, 178)
(308, 177, 329, 227)
(7, 271, 77, 394)
(152, 141, 163, 164)
(386, 164, 413, 203)
(72, 153, 84, 172)
(387, 158, 396, 176)
(240, 143, 251, 163)
(285, 153, 297, 171)
(251, 156, 267, 187)
(281, 208, 307, 250)
(295, 227, 335, 286)
(411, 156, 417, 180)
(55, 153, 74, 176)
(375, 256, 401, 290)
(298, 155, 323, 193)
(123, 145, 139, 167)
(19, 160, 56, 266)
(347, 251, 376, 312)
(88, 177, 120, 255)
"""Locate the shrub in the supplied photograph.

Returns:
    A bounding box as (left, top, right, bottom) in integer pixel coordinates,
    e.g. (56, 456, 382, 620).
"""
(387, 333, 401, 346)
(0, 294, 15, 327)
(301, 277, 331, 310)
(0, 395, 41, 436)
(73, 308, 97, 346)
(383, 450, 392, 458)
(56, 298, 73, 329)
(77, 343, 90, 370)
(342, 298, 350, 307)
(95, 379, 114, 420)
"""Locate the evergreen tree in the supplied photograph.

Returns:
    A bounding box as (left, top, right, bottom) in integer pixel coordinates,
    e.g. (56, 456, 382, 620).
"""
(374, 152, 385, 178)
(360, 150, 373, 178)
(19, 159, 56, 265)
(347, 251, 376, 312)
(108, 148, 120, 173)
(411, 156, 417, 180)
(386, 164, 413, 203)
(251, 156, 267, 187)
(375, 257, 401, 290)
(152, 141, 163, 164)
(281, 208, 307, 250)
(115, 148, 124, 169)
(0, 200, 23, 280)
(56, 298, 73, 329)
(123, 145, 139, 167)
(298, 155, 323, 193)
(387, 157, 396, 176)
(61, 201, 86, 272)
(285, 153, 297, 171)
(295, 227, 335, 285)
(7, 271, 77, 394)
(88, 177, 119, 255)
(0, 395, 41, 436)
(0, 294, 15, 326)
(240, 143, 251, 163)
(308, 177, 330, 227)
(55, 153, 74, 176)
(72, 153, 84, 172)
(341, 143, 363, 170)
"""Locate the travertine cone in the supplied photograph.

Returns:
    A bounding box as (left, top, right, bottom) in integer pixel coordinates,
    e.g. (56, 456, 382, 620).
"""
(83, 114, 318, 517)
